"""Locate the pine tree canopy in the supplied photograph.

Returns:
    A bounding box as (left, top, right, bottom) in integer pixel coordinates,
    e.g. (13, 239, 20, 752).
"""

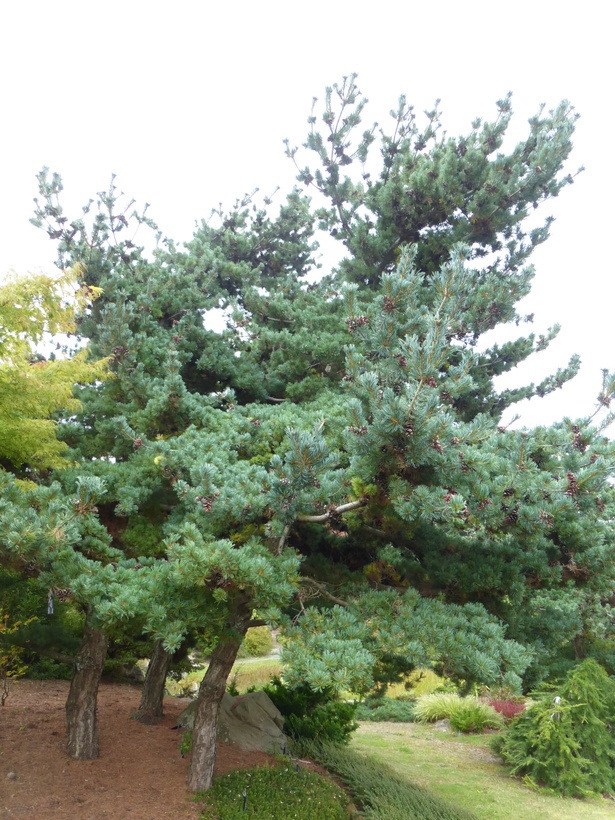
(3, 78, 615, 694)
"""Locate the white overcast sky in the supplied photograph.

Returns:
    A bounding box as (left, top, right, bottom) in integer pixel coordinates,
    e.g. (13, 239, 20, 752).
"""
(1, 1, 613, 429)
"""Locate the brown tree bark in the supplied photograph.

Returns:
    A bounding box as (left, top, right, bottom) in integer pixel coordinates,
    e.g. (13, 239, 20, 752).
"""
(65, 614, 107, 760)
(133, 638, 172, 724)
(187, 602, 251, 793)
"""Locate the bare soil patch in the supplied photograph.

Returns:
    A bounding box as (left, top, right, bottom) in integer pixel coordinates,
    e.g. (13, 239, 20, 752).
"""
(0, 679, 278, 818)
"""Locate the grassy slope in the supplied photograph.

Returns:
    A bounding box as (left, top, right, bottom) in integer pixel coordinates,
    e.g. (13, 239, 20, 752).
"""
(165, 657, 283, 696)
(352, 722, 615, 819)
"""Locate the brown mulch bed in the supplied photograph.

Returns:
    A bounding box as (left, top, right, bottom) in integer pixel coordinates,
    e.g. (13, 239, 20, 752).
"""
(0, 679, 279, 818)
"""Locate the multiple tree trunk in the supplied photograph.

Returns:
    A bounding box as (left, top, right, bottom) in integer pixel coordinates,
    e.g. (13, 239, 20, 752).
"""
(65, 615, 107, 760)
(65, 602, 251, 793)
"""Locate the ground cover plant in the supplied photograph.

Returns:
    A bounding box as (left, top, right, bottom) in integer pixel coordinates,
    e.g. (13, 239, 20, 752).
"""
(354, 695, 417, 722)
(198, 763, 351, 819)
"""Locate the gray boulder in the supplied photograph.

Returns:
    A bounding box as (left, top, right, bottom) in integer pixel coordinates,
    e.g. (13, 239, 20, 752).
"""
(176, 691, 288, 755)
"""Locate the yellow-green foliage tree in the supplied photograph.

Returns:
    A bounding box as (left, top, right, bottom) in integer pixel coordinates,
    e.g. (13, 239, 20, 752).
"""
(0, 266, 108, 709)
(0, 266, 108, 473)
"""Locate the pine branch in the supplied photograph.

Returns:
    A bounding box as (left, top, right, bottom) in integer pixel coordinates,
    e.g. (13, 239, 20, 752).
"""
(29, 647, 76, 666)
(300, 576, 348, 607)
(277, 499, 366, 552)
(297, 499, 366, 523)
(277, 523, 291, 554)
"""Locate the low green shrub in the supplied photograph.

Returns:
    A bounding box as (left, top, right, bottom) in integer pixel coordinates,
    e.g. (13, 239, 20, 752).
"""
(264, 677, 358, 745)
(414, 692, 462, 722)
(493, 658, 615, 797)
(310, 740, 475, 819)
(448, 700, 504, 733)
(23, 656, 73, 680)
(414, 692, 503, 733)
(355, 695, 416, 722)
(198, 763, 350, 819)
(237, 626, 274, 659)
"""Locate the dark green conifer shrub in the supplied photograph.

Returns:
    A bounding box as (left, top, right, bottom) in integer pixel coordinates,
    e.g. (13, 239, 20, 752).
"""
(493, 658, 615, 796)
(355, 695, 417, 722)
(263, 676, 358, 744)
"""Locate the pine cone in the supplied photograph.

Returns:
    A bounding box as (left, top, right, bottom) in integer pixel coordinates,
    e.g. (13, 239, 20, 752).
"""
(196, 496, 214, 512)
(431, 437, 443, 454)
(111, 344, 129, 362)
(539, 510, 554, 527)
(565, 472, 579, 496)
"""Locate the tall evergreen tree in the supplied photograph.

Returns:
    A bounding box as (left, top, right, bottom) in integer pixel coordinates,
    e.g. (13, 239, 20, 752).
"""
(21, 79, 615, 793)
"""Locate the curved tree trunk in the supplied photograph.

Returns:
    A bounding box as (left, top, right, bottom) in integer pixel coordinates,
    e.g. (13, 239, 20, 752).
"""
(65, 615, 107, 760)
(133, 639, 172, 724)
(187, 603, 251, 792)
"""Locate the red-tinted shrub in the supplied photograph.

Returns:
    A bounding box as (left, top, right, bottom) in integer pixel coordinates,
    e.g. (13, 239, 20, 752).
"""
(487, 698, 525, 721)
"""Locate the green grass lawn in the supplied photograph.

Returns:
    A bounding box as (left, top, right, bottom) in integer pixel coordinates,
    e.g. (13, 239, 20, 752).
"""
(352, 721, 615, 819)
